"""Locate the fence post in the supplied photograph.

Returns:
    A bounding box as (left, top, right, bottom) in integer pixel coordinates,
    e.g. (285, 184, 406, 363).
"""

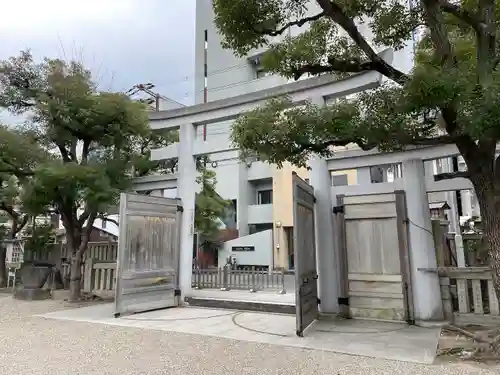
(221, 265, 229, 291)
(195, 264, 202, 289)
(192, 261, 199, 289)
(249, 266, 256, 292)
(440, 276, 453, 322)
(83, 258, 94, 293)
(278, 268, 286, 294)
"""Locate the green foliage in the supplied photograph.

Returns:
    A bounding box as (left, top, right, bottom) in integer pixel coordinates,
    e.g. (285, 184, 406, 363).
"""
(23, 222, 56, 255)
(195, 168, 230, 241)
(213, 0, 419, 79)
(214, 1, 500, 181)
(0, 51, 174, 255)
(130, 129, 179, 177)
(0, 126, 37, 237)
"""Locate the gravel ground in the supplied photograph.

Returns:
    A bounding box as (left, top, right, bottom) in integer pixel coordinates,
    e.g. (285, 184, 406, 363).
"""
(0, 296, 498, 375)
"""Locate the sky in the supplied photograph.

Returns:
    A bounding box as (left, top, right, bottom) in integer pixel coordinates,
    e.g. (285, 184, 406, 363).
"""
(0, 0, 196, 123)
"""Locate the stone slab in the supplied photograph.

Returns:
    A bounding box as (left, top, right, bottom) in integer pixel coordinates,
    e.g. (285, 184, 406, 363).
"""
(14, 288, 51, 301)
(186, 297, 295, 314)
(37, 303, 440, 364)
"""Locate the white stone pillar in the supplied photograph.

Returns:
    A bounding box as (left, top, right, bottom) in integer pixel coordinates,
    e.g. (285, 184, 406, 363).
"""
(460, 190, 473, 217)
(308, 96, 339, 314)
(177, 123, 197, 299)
(455, 234, 466, 267)
(402, 159, 444, 322)
(443, 157, 466, 265)
(237, 160, 250, 236)
(309, 155, 339, 314)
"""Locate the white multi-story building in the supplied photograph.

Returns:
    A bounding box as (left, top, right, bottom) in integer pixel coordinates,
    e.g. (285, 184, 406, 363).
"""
(189, 0, 421, 269)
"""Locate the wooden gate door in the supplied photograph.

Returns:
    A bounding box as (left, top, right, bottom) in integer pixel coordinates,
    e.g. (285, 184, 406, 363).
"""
(292, 173, 319, 336)
(114, 193, 183, 317)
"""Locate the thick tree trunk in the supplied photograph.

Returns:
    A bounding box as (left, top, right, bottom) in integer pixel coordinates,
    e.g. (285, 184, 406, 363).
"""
(68, 253, 83, 301)
(0, 245, 6, 287)
(66, 228, 83, 301)
(65, 227, 92, 301)
(483, 216, 500, 303)
(471, 173, 500, 303)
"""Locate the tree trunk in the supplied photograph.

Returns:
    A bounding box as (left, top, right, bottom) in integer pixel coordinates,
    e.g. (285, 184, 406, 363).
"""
(68, 253, 83, 301)
(471, 172, 500, 303)
(66, 230, 84, 302)
(65, 225, 93, 301)
(0, 245, 6, 287)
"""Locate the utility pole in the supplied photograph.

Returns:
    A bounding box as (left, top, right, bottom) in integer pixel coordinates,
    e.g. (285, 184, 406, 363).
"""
(125, 83, 160, 111)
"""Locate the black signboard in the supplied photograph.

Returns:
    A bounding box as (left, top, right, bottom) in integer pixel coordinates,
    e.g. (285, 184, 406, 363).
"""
(232, 246, 255, 252)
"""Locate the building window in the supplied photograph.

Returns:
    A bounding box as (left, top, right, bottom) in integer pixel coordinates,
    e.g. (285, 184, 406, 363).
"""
(249, 223, 273, 234)
(370, 166, 385, 183)
(370, 164, 401, 183)
(331, 174, 348, 187)
(257, 189, 273, 204)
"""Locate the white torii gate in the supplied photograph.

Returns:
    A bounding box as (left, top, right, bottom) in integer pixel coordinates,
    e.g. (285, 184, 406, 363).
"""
(134, 50, 394, 301)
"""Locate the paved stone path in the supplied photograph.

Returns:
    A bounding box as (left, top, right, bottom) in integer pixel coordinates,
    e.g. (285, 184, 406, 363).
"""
(0, 296, 497, 375)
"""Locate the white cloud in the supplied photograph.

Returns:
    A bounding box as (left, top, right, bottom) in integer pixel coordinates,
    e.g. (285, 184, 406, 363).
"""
(0, 0, 196, 110)
(0, 0, 137, 31)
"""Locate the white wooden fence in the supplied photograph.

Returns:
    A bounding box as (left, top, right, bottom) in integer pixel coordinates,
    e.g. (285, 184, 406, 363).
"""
(82, 259, 116, 298)
(80, 261, 287, 299)
(192, 265, 286, 293)
(422, 267, 500, 326)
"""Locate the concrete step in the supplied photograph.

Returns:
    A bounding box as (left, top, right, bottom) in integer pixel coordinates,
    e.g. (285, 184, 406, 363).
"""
(185, 296, 296, 315)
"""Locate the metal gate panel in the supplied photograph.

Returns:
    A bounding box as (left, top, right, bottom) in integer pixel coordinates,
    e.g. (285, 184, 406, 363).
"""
(114, 193, 182, 317)
(292, 173, 319, 336)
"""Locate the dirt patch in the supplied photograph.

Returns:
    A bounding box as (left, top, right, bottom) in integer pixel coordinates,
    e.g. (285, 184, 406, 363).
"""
(437, 325, 500, 365)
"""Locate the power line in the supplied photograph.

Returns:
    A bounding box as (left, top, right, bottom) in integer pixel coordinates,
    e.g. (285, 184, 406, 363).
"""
(153, 61, 254, 88)
(125, 83, 185, 111)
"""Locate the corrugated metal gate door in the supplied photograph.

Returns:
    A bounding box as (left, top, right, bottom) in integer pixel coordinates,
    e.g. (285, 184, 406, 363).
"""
(114, 193, 182, 317)
(292, 173, 319, 336)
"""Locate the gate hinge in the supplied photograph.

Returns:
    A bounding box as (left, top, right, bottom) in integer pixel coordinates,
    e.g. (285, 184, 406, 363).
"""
(317, 298, 321, 305)
(174, 289, 181, 297)
(332, 205, 344, 214)
(338, 297, 349, 306)
(176, 205, 184, 213)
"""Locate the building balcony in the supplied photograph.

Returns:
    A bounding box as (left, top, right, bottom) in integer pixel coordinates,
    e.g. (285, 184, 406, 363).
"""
(248, 204, 273, 225)
(247, 161, 273, 181)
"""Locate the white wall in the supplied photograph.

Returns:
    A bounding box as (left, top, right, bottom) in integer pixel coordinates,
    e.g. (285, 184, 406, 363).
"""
(93, 216, 119, 237)
(163, 188, 178, 199)
(195, 0, 415, 103)
(195, 0, 259, 104)
(218, 229, 273, 267)
(208, 150, 240, 200)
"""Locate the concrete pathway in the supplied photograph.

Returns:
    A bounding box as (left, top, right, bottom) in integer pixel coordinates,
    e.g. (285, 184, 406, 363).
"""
(39, 302, 439, 364)
(1, 296, 497, 374)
